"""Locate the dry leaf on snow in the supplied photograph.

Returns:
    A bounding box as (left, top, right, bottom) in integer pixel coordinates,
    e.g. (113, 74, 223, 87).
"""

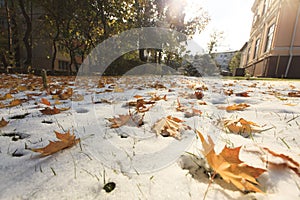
(261, 147, 300, 177)
(235, 91, 250, 97)
(184, 108, 202, 118)
(0, 117, 9, 127)
(224, 118, 263, 137)
(0, 93, 13, 100)
(108, 112, 144, 128)
(197, 130, 266, 193)
(153, 116, 189, 139)
(41, 98, 51, 106)
(40, 106, 61, 115)
(7, 99, 23, 107)
(30, 130, 80, 156)
(288, 91, 300, 97)
(136, 99, 154, 113)
(219, 103, 250, 111)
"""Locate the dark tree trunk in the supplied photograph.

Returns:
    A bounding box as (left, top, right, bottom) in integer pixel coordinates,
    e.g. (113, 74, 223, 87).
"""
(158, 50, 162, 64)
(18, 0, 32, 67)
(51, 23, 60, 73)
(5, 0, 12, 53)
(139, 49, 146, 62)
(10, 0, 21, 68)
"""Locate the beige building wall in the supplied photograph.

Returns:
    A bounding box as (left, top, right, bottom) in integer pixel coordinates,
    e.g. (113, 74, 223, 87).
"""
(243, 0, 300, 78)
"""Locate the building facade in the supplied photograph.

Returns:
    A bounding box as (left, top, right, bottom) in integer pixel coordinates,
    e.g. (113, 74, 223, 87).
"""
(241, 0, 300, 78)
(0, 1, 79, 74)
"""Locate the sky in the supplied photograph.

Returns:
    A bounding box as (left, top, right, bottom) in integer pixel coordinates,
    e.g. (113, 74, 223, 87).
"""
(188, 0, 255, 53)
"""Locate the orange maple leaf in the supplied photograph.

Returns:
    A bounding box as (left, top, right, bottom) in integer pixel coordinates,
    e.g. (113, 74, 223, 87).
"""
(197, 130, 266, 193)
(30, 130, 80, 156)
(41, 98, 51, 106)
(218, 103, 250, 111)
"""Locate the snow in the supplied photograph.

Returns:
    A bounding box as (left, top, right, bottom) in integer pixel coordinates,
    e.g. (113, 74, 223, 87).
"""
(0, 73, 300, 199)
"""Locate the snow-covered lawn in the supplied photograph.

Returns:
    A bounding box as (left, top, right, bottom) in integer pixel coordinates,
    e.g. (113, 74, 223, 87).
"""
(0, 73, 299, 200)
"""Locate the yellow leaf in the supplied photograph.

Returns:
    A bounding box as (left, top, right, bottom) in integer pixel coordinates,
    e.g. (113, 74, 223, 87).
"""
(197, 130, 266, 193)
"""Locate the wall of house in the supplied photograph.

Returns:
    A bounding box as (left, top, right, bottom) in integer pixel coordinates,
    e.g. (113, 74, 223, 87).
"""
(243, 0, 300, 78)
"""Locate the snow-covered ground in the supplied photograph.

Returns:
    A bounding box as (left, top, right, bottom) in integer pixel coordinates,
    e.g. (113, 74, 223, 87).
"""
(0, 73, 299, 200)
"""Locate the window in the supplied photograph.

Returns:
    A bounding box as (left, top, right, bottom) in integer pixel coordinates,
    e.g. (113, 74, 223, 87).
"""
(0, 0, 4, 8)
(264, 24, 275, 52)
(246, 47, 251, 63)
(58, 60, 69, 71)
(253, 38, 261, 59)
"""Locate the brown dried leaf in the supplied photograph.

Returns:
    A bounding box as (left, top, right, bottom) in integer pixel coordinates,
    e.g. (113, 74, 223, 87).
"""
(224, 118, 263, 136)
(218, 103, 250, 111)
(235, 91, 250, 97)
(262, 147, 300, 177)
(0, 93, 13, 100)
(7, 99, 22, 107)
(41, 98, 51, 106)
(30, 130, 80, 156)
(40, 106, 61, 115)
(109, 112, 144, 128)
(288, 91, 300, 97)
(153, 116, 188, 139)
(197, 130, 266, 193)
(0, 117, 9, 128)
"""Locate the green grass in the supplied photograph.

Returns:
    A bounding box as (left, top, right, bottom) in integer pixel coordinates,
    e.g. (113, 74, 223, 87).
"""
(222, 76, 300, 81)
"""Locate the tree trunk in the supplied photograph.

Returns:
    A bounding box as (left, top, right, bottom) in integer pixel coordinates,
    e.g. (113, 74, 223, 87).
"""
(51, 23, 60, 73)
(158, 50, 162, 64)
(139, 49, 146, 62)
(18, 0, 32, 67)
(10, 0, 21, 68)
(5, 0, 12, 53)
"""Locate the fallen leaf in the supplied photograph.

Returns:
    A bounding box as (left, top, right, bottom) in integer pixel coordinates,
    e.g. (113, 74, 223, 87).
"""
(0, 93, 13, 100)
(30, 130, 80, 156)
(176, 98, 188, 112)
(151, 94, 167, 101)
(197, 130, 266, 193)
(59, 88, 73, 100)
(184, 108, 202, 118)
(224, 89, 234, 96)
(284, 103, 298, 106)
(235, 92, 250, 97)
(109, 112, 144, 128)
(195, 91, 204, 99)
(219, 103, 250, 111)
(41, 98, 51, 106)
(288, 91, 300, 97)
(71, 94, 84, 102)
(224, 118, 263, 137)
(0, 117, 9, 127)
(153, 116, 189, 139)
(136, 99, 154, 113)
(262, 147, 300, 177)
(7, 99, 22, 107)
(40, 107, 61, 115)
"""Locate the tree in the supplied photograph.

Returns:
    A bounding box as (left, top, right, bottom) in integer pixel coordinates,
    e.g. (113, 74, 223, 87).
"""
(229, 52, 241, 73)
(18, 0, 32, 68)
(207, 30, 224, 56)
